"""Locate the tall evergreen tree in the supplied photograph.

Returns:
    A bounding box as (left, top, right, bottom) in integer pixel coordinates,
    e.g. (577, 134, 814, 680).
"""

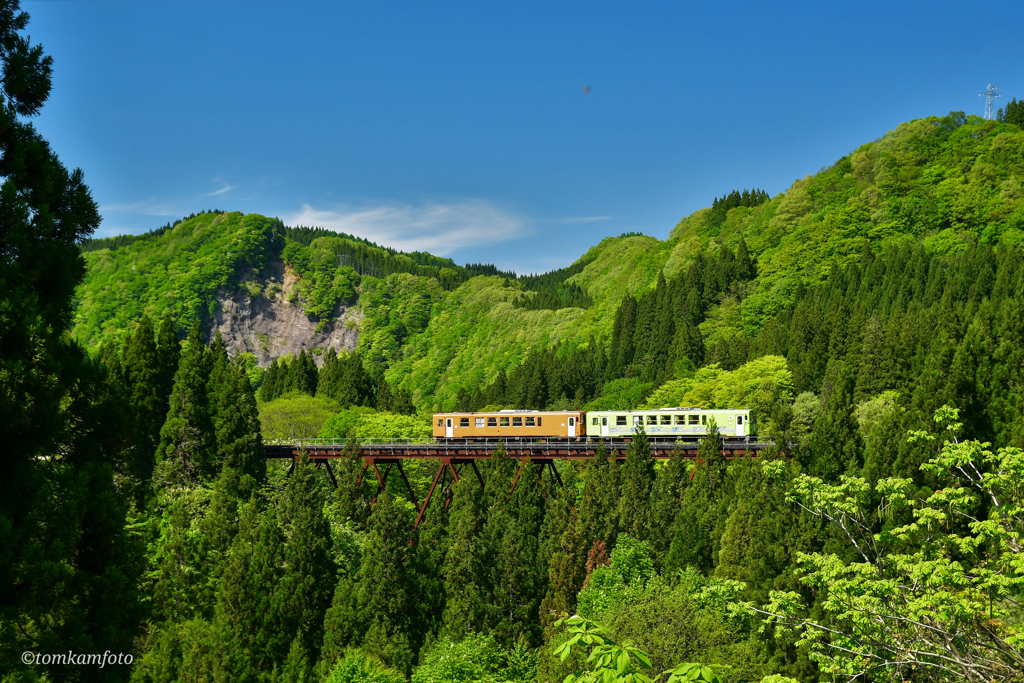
(0, 2, 144, 672)
(649, 441, 689, 563)
(122, 313, 164, 482)
(276, 456, 336, 675)
(575, 441, 619, 551)
(617, 425, 655, 541)
(440, 477, 489, 639)
(155, 322, 216, 487)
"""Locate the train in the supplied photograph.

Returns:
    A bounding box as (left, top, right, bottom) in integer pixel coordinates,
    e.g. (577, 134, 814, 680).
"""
(432, 407, 755, 441)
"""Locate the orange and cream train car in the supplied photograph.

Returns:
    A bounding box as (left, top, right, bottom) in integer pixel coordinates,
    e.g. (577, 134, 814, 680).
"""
(432, 410, 584, 440)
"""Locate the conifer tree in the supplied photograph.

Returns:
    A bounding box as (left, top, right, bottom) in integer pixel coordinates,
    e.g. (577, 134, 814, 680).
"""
(440, 477, 488, 639)
(324, 492, 418, 673)
(157, 312, 181, 401)
(207, 339, 265, 489)
(276, 456, 336, 670)
(121, 313, 164, 481)
(0, 2, 145, 666)
(575, 441, 619, 551)
(156, 322, 215, 487)
(617, 425, 655, 541)
(665, 420, 726, 575)
(649, 441, 689, 562)
(489, 457, 546, 644)
(214, 499, 289, 680)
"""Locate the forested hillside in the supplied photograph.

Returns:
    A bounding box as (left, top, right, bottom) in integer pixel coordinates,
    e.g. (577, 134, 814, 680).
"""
(43, 38, 1024, 679)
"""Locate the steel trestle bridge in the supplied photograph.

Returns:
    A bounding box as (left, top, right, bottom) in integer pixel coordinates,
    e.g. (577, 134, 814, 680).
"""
(265, 437, 774, 528)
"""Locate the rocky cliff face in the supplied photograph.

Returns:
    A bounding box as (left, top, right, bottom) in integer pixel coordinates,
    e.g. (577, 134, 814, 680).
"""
(207, 259, 360, 365)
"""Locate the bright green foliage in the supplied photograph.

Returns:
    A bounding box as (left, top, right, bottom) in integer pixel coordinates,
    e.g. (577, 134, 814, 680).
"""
(552, 615, 655, 683)
(75, 211, 281, 348)
(758, 406, 1024, 681)
(320, 409, 432, 441)
(323, 649, 406, 683)
(584, 377, 654, 412)
(576, 535, 656, 620)
(617, 426, 655, 541)
(412, 633, 535, 683)
(281, 239, 360, 329)
(259, 393, 341, 440)
(644, 356, 793, 434)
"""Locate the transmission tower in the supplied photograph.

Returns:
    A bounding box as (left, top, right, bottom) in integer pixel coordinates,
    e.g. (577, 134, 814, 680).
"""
(979, 84, 1001, 120)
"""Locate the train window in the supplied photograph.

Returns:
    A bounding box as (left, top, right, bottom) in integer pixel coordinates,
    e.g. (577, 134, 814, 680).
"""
(475, 418, 485, 427)
(688, 415, 699, 425)
(661, 415, 671, 425)
(633, 416, 642, 425)
(646, 415, 657, 425)
(737, 416, 743, 425)
(537, 417, 542, 426)
(500, 417, 510, 426)
(487, 417, 497, 427)
(512, 417, 522, 427)
(675, 415, 685, 425)
(616, 416, 627, 426)
(602, 417, 608, 426)
(592, 417, 599, 425)
(701, 414, 706, 424)
(437, 419, 443, 426)
(460, 418, 469, 427)
(526, 417, 536, 426)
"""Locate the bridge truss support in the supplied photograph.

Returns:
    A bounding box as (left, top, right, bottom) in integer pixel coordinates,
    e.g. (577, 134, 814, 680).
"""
(265, 437, 768, 528)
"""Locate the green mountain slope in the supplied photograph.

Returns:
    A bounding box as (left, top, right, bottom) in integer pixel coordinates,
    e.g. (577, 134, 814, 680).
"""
(73, 112, 1024, 412)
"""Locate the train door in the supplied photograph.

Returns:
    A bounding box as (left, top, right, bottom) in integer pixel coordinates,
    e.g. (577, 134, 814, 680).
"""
(736, 414, 745, 437)
(601, 416, 609, 437)
(567, 416, 576, 437)
(445, 418, 454, 438)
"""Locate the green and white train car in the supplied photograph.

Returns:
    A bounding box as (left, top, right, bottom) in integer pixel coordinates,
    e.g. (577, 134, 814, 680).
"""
(584, 407, 755, 438)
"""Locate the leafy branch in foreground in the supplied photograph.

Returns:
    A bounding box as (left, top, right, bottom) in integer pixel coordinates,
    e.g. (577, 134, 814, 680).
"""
(756, 405, 1024, 683)
(553, 615, 724, 683)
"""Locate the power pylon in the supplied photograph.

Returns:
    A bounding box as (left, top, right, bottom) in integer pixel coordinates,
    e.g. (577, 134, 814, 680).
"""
(979, 84, 1001, 120)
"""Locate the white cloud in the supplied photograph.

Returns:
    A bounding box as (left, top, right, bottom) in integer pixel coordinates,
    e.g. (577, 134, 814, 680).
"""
(206, 183, 234, 196)
(283, 200, 529, 255)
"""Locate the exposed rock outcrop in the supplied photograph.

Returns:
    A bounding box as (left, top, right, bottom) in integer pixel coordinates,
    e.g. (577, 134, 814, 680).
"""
(207, 259, 360, 365)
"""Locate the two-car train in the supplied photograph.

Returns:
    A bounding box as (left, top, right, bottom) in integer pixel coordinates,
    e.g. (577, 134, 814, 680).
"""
(432, 407, 755, 442)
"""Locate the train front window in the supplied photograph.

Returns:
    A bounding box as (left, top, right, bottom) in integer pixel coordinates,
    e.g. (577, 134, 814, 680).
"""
(512, 417, 522, 427)
(500, 417, 509, 426)
(526, 417, 536, 426)
(437, 419, 443, 426)
(487, 417, 497, 427)
(475, 418, 485, 427)
(459, 418, 469, 427)
(616, 416, 627, 426)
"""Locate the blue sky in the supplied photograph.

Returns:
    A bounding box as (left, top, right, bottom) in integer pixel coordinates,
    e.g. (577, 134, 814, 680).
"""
(26, 0, 1024, 273)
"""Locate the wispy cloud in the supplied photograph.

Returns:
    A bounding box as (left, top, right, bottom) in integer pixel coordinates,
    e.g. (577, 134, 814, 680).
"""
(284, 200, 530, 255)
(557, 215, 613, 224)
(205, 183, 234, 196)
